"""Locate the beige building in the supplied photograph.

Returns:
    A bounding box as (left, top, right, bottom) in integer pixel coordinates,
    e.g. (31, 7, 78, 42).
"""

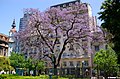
(0, 33, 9, 57)
(17, 0, 105, 76)
(44, 0, 105, 76)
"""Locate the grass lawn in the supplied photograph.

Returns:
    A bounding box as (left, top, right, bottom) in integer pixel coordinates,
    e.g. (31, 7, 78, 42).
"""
(0, 74, 90, 79)
(0, 74, 68, 79)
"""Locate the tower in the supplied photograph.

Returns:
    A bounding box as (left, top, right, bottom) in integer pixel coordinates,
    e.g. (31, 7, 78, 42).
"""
(9, 19, 17, 35)
(19, 13, 30, 31)
(8, 19, 17, 56)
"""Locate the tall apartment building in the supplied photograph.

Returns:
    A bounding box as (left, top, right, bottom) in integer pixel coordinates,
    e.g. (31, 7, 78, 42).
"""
(51, 0, 97, 32)
(18, 9, 44, 59)
(19, 13, 30, 31)
(17, 0, 105, 76)
(18, 12, 33, 56)
(44, 0, 105, 75)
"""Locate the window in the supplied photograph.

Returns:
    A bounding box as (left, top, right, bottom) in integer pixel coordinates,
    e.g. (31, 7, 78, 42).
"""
(50, 34, 53, 38)
(95, 46, 99, 51)
(63, 62, 67, 67)
(34, 48, 37, 54)
(57, 6, 60, 9)
(43, 47, 48, 53)
(63, 4, 66, 7)
(69, 3, 72, 6)
(84, 61, 89, 66)
(69, 61, 74, 67)
(63, 53, 67, 58)
(84, 52, 88, 57)
(56, 45, 60, 52)
(29, 48, 32, 54)
(69, 45, 74, 50)
(70, 53, 73, 57)
(77, 61, 80, 67)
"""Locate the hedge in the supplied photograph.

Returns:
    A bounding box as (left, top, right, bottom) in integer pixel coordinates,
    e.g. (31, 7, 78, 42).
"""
(0, 74, 68, 79)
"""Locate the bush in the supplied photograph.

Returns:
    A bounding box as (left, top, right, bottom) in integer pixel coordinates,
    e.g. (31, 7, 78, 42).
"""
(0, 74, 69, 79)
(0, 57, 12, 72)
(62, 75, 75, 79)
(0, 74, 48, 79)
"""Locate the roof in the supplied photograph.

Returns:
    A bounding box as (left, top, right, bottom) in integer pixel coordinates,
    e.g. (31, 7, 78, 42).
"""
(0, 33, 8, 38)
(51, 0, 81, 8)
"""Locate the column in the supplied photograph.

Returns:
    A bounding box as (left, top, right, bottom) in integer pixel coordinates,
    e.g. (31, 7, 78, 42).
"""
(6, 48, 8, 56)
(0, 49, 1, 56)
(2, 48, 4, 56)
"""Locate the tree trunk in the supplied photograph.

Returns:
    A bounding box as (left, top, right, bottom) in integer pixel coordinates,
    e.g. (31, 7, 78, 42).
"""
(104, 72, 108, 79)
(97, 66, 99, 79)
(53, 64, 57, 75)
(33, 69, 36, 76)
(38, 70, 41, 75)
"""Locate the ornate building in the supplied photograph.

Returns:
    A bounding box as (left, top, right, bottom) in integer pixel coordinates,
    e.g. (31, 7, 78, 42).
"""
(0, 33, 9, 57)
(8, 19, 17, 56)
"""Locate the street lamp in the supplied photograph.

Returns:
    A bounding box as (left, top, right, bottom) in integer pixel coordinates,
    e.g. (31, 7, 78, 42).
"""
(75, 65, 76, 78)
(82, 61, 84, 79)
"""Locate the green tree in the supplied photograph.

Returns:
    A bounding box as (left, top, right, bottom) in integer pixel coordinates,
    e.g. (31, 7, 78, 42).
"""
(9, 52, 26, 69)
(36, 60, 45, 75)
(0, 56, 13, 71)
(94, 46, 118, 78)
(24, 57, 45, 75)
(9, 52, 45, 75)
(99, 0, 120, 63)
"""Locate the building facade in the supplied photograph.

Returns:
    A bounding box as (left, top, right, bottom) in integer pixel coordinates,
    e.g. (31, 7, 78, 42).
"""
(17, 0, 105, 76)
(0, 33, 9, 57)
(47, 0, 105, 68)
(19, 13, 30, 31)
(45, 0, 105, 76)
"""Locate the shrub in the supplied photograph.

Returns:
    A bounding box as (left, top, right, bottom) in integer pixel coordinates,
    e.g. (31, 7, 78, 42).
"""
(0, 74, 69, 79)
(62, 75, 75, 79)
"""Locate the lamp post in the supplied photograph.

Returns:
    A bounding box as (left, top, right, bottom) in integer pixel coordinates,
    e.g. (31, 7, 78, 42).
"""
(75, 65, 76, 78)
(82, 61, 84, 79)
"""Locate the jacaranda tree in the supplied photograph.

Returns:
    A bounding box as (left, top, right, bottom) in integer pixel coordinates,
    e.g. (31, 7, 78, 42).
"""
(16, 2, 104, 74)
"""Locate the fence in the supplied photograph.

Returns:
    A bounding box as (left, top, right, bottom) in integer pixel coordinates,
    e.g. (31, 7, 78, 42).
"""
(45, 67, 91, 78)
(44, 66, 120, 78)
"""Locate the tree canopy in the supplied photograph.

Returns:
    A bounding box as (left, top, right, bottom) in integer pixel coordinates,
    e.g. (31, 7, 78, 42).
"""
(9, 52, 26, 69)
(25, 58, 45, 70)
(16, 2, 105, 75)
(9, 52, 45, 75)
(16, 3, 93, 69)
(0, 56, 13, 71)
(94, 46, 118, 77)
(99, 0, 120, 63)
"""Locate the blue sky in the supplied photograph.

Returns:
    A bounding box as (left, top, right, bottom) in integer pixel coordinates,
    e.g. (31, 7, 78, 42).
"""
(0, 0, 104, 35)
